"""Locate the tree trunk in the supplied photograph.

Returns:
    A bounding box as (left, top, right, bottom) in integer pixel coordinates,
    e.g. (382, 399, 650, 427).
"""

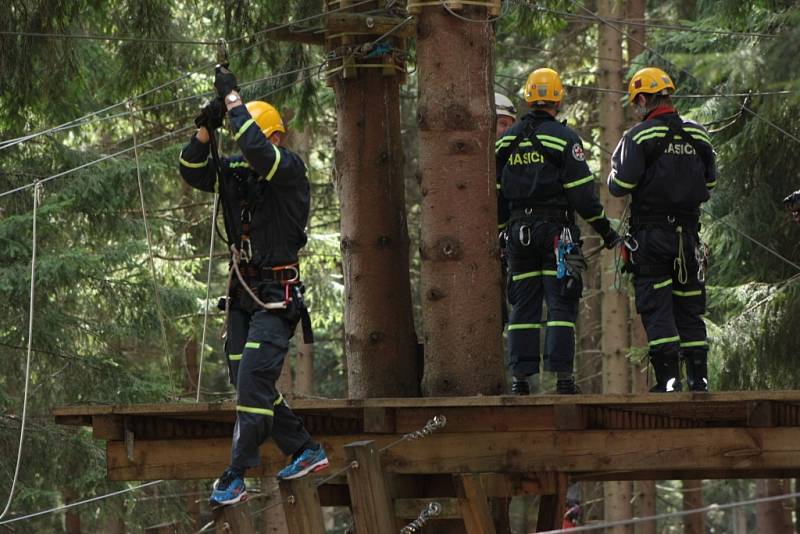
(329, 2, 419, 399)
(682, 480, 704, 534)
(416, 2, 503, 397)
(260, 477, 290, 534)
(63, 489, 81, 534)
(631, 311, 656, 534)
(598, 0, 632, 531)
(294, 322, 314, 397)
(757, 479, 793, 534)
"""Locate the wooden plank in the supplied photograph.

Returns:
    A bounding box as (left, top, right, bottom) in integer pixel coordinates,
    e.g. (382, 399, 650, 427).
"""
(107, 428, 800, 481)
(363, 407, 395, 433)
(395, 498, 460, 519)
(93, 415, 124, 440)
(344, 441, 396, 533)
(395, 406, 555, 433)
(212, 500, 254, 533)
(454, 474, 496, 534)
(747, 401, 775, 427)
(279, 477, 326, 534)
(325, 13, 416, 39)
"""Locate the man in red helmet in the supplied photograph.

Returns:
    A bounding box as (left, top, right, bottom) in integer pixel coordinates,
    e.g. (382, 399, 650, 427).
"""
(180, 67, 328, 507)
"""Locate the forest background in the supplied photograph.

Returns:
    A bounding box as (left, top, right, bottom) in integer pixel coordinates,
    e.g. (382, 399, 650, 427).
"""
(2, 0, 800, 532)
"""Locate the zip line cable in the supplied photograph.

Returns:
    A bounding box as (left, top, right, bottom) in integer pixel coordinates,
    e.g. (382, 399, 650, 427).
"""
(0, 63, 327, 149)
(0, 0, 373, 152)
(129, 100, 178, 396)
(0, 30, 217, 45)
(539, 489, 800, 534)
(563, 0, 800, 146)
(0, 183, 41, 521)
(529, 4, 779, 38)
(0, 480, 163, 526)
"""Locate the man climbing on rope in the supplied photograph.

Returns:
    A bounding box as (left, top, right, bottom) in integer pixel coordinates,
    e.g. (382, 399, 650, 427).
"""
(496, 68, 620, 395)
(179, 66, 328, 507)
(608, 67, 716, 393)
(784, 190, 800, 225)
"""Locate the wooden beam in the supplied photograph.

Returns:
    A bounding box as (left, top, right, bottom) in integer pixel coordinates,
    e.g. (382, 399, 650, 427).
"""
(279, 477, 326, 534)
(344, 441, 396, 533)
(212, 500, 254, 533)
(395, 498, 460, 519)
(454, 474, 496, 534)
(325, 13, 415, 40)
(107, 427, 800, 481)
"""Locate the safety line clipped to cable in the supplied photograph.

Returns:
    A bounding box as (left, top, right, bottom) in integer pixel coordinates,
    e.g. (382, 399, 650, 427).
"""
(129, 99, 177, 396)
(195, 193, 219, 403)
(400, 501, 442, 533)
(0, 182, 41, 521)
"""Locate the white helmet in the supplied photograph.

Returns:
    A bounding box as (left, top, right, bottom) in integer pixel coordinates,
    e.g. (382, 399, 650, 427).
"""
(495, 92, 516, 119)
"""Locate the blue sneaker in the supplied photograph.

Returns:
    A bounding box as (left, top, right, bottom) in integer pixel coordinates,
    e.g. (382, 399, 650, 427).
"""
(209, 469, 248, 506)
(277, 446, 329, 480)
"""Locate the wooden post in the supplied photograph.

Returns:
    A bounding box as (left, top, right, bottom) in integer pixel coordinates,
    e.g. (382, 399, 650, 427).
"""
(212, 501, 254, 533)
(682, 479, 705, 534)
(536, 473, 568, 532)
(454, 474, 497, 534)
(260, 478, 289, 534)
(279, 477, 326, 534)
(344, 440, 397, 532)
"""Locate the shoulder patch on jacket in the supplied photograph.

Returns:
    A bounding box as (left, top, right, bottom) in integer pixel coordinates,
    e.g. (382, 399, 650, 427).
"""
(571, 143, 585, 161)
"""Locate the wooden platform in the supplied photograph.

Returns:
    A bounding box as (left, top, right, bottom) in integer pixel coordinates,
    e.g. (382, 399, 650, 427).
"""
(54, 390, 800, 482)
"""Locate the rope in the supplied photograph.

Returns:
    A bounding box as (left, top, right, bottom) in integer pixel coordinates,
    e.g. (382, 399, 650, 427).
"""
(0, 480, 163, 526)
(129, 100, 177, 395)
(195, 194, 219, 403)
(531, 5, 779, 38)
(0, 183, 41, 521)
(400, 501, 442, 533)
(0, 30, 217, 45)
(538, 489, 800, 534)
(0, 0, 371, 151)
(565, 0, 800, 146)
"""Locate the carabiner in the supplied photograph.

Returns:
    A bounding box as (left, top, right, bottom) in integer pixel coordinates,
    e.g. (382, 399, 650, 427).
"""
(519, 224, 532, 247)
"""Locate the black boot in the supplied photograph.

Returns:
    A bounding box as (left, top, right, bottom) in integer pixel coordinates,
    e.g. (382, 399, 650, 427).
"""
(511, 377, 530, 395)
(683, 350, 709, 392)
(649, 350, 682, 392)
(556, 376, 581, 395)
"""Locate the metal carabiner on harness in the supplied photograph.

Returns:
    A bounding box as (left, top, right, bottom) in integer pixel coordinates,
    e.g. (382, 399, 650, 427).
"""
(695, 241, 709, 283)
(519, 224, 532, 247)
(240, 237, 253, 263)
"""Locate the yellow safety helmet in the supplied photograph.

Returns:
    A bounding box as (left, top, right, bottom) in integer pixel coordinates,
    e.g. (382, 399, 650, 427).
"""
(245, 100, 286, 138)
(523, 68, 564, 105)
(628, 67, 675, 103)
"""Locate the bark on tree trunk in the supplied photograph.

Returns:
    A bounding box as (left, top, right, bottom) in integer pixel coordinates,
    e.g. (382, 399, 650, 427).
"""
(260, 477, 290, 534)
(331, 32, 419, 399)
(682, 479, 704, 534)
(757, 479, 794, 534)
(63, 489, 81, 534)
(416, 3, 503, 397)
(598, 0, 632, 531)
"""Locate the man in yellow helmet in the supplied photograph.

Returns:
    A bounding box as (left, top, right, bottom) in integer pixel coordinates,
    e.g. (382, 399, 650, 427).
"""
(608, 67, 717, 392)
(179, 67, 328, 507)
(496, 68, 620, 395)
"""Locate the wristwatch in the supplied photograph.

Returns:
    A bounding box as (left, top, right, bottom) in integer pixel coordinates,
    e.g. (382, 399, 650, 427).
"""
(226, 93, 240, 105)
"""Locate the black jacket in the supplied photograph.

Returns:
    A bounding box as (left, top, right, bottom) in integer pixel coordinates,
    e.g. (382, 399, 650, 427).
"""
(495, 110, 613, 235)
(179, 105, 310, 267)
(608, 110, 716, 217)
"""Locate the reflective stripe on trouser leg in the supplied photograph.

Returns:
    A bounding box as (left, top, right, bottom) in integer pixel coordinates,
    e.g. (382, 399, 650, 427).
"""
(542, 276, 579, 373)
(506, 271, 545, 376)
(633, 275, 680, 353)
(673, 282, 707, 353)
(231, 311, 310, 469)
(225, 308, 249, 386)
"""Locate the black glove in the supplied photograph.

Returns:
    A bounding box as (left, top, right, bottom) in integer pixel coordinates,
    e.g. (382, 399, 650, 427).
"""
(601, 228, 622, 249)
(214, 65, 239, 98)
(194, 97, 225, 130)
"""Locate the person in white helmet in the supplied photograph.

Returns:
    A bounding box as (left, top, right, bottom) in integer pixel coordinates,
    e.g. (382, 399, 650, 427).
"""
(495, 92, 517, 140)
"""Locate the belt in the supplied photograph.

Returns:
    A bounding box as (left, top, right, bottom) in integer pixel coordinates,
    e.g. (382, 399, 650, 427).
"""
(630, 214, 699, 229)
(238, 263, 300, 283)
(510, 206, 574, 223)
